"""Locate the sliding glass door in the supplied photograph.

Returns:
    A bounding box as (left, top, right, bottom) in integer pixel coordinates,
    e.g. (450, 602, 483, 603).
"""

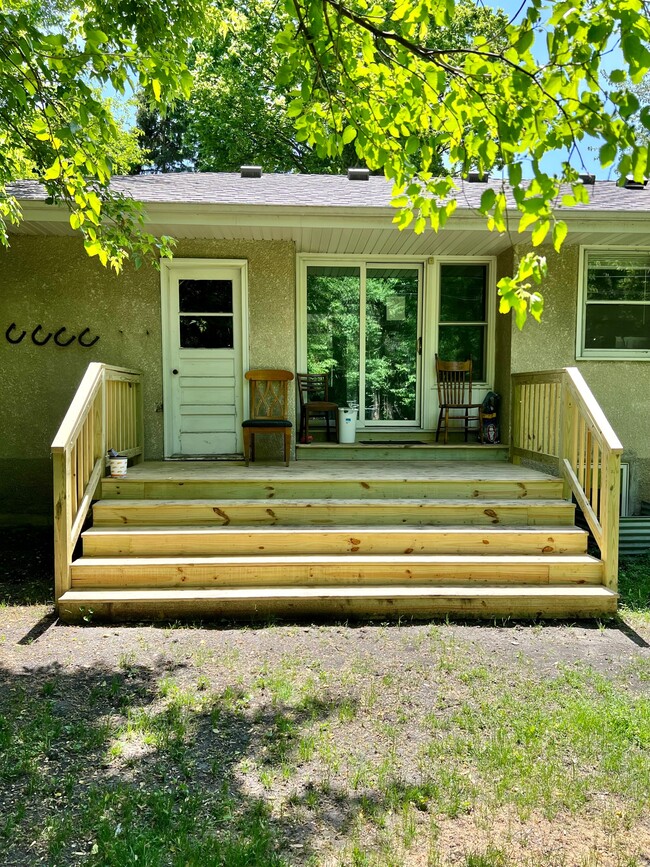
(306, 264, 422, 425)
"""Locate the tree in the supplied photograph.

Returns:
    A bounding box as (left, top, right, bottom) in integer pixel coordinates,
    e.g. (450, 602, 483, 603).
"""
(277, 0, 650, 325)
(0, 0, 213, 268)
(135, 0, 508, 175)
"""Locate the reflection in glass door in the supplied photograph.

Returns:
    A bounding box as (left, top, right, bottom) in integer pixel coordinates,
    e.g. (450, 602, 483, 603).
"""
(365, 268, 420, 422)
(306, 264, 421, 425)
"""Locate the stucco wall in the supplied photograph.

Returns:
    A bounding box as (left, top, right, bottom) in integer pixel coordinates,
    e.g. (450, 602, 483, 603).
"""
(510, 243, 650, 512)
(0, 236, 295, 522)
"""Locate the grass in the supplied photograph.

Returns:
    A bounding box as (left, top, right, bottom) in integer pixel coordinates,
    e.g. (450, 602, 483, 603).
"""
(3, 631, 648, 866)
(1, 525, 650, 864)
(618, 552, 650, 622)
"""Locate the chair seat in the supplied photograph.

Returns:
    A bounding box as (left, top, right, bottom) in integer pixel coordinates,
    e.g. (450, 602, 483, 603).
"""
(242, 418, 292, 428)
(440, 403, 483, 410)
(304, 401, 338, 411)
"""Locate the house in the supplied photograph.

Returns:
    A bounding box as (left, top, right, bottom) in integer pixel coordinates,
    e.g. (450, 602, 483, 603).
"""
(1, 169, 647, 620)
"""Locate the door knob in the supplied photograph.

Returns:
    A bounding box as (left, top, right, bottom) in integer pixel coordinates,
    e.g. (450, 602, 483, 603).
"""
(172, 369, 179, 375)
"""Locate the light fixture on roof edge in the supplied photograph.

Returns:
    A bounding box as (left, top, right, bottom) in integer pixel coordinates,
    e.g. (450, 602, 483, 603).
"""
(240, 165, 262, 179)
(467, 171, 489, 182)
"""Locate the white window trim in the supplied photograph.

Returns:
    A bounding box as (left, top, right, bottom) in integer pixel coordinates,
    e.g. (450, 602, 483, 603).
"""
(577, 246, 650, 361)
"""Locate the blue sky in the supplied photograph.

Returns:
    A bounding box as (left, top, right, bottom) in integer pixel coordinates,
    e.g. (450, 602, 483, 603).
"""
(493, 0, 624, 178)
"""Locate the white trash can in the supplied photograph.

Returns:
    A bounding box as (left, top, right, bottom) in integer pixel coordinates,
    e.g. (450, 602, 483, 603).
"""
(338, 408, 358, 444)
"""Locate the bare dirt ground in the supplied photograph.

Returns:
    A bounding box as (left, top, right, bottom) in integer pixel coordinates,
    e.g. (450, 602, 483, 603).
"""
(0, 527, 649, 867)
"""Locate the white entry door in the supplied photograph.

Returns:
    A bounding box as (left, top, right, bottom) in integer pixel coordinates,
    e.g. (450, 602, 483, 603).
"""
(162, 259, 248, 457)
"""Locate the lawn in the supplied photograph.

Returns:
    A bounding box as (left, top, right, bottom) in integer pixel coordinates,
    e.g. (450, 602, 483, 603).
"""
(0, 529, 649, 866)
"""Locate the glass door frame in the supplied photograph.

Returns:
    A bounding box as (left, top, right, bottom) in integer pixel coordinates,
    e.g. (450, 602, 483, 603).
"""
(298, 254, 498, 433)
(297, 255, 425, 428)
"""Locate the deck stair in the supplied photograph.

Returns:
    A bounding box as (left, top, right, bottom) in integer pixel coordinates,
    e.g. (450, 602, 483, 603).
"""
(56, 460, 617, 621)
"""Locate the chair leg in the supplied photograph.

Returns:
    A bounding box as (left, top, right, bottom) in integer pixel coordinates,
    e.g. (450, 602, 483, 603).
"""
(299, 409, 305, 443)
(304, 410, 310, 444)
(284, 428, 291, 466)
(325, 411, 331, 442)
(435, 408, 443, 443)
(464, 408, 469, 443)
(444, 408, 449, 445)
(251, 433, 256, 462)
(243, 428, 250, 466)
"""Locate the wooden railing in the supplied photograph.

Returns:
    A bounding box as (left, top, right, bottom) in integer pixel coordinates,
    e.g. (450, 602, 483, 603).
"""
(51, 363, 143, 602)
(511, 368, 623, 589)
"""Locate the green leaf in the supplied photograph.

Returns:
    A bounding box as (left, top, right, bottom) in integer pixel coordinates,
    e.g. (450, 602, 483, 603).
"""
(552, 220, 568, 252)
(43, 162, 61, 180)
(341, 126, 357, 145)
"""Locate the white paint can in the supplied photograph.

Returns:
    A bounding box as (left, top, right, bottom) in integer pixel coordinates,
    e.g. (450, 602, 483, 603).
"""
(109, 457, 128, 478)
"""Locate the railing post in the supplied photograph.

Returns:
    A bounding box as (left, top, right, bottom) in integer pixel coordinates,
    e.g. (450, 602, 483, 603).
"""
(53, 447, 73, 602)
(510, 379, 521, 464)
(135, 378, 145, 464)
(601, 450, 621, 591)
(559, 375, 573, 499)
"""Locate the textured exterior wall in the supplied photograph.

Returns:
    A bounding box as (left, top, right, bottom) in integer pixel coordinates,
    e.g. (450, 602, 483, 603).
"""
(510, 242, 650, 512)
(0, 236, 295, 522)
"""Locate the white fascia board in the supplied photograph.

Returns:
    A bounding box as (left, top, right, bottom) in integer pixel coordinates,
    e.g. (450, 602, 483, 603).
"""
(17, 199, 650, 236)
(17, 200, 491, 232)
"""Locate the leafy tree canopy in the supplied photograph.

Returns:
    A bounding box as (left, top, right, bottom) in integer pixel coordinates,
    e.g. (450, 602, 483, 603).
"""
(0, 0, 221, 268)
(277, 0, 650, 325)
(135, 0, 507, 176)
(1, 0, 649, 323)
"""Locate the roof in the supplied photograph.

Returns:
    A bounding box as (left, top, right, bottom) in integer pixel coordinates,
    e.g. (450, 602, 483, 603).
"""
(8, 172, 650, 214)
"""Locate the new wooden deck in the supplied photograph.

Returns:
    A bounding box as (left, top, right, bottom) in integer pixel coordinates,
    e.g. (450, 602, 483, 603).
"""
(56, 460, 617, 622)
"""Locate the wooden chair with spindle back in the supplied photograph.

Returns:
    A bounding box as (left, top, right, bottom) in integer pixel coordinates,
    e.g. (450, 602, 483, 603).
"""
(297, 373, 339, 443)
(242, 369, 294, 466)
(435, 355, 483, 444)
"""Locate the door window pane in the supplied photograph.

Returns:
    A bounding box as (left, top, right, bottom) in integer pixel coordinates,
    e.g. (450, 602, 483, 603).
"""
(440, 264, 487, 322)
(307, 266, 360, 407)
(180, 316, 233, 348)
(438, 325, 486, 381)
(179, 279, 233, 313)
(365, 268, 419, 421)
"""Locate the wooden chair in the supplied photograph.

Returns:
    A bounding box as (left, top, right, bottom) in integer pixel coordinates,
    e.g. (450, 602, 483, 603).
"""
(297, 373, 339, 443)
(242, 370, 294, 466)
(435, 355, 483, 444)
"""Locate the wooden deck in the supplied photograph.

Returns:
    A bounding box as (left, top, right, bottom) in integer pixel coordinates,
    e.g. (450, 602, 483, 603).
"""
(56, 459, 617, 622)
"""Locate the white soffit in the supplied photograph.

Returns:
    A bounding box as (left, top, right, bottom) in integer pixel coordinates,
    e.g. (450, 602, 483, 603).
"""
(9, 202, 650, 256)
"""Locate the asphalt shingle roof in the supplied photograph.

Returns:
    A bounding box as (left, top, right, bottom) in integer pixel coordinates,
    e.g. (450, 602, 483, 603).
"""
(8, 172, 650, 213)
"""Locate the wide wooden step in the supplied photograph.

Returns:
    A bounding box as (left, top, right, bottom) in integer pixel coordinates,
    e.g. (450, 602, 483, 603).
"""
(92, 498, 576, 528)
(70, 553, 604, 588)
(100, 463, 563, 501)
(57, 584, 619, 623)
(82, 524, 588, 557)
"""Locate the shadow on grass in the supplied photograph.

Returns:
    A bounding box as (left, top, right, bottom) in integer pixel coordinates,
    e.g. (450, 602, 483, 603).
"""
(0, 659, 382, 866)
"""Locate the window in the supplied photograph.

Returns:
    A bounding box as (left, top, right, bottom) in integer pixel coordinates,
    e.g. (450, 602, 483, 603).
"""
(178, 278, 234, 348)
(438, 263, 488, 380)
(580, 252, 650, 358)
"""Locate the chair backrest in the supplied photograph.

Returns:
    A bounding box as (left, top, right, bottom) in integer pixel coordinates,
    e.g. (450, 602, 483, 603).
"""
(435, 355, 473, 405)
(245, 369, 294, 420)
(296, 373, 329, 408)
